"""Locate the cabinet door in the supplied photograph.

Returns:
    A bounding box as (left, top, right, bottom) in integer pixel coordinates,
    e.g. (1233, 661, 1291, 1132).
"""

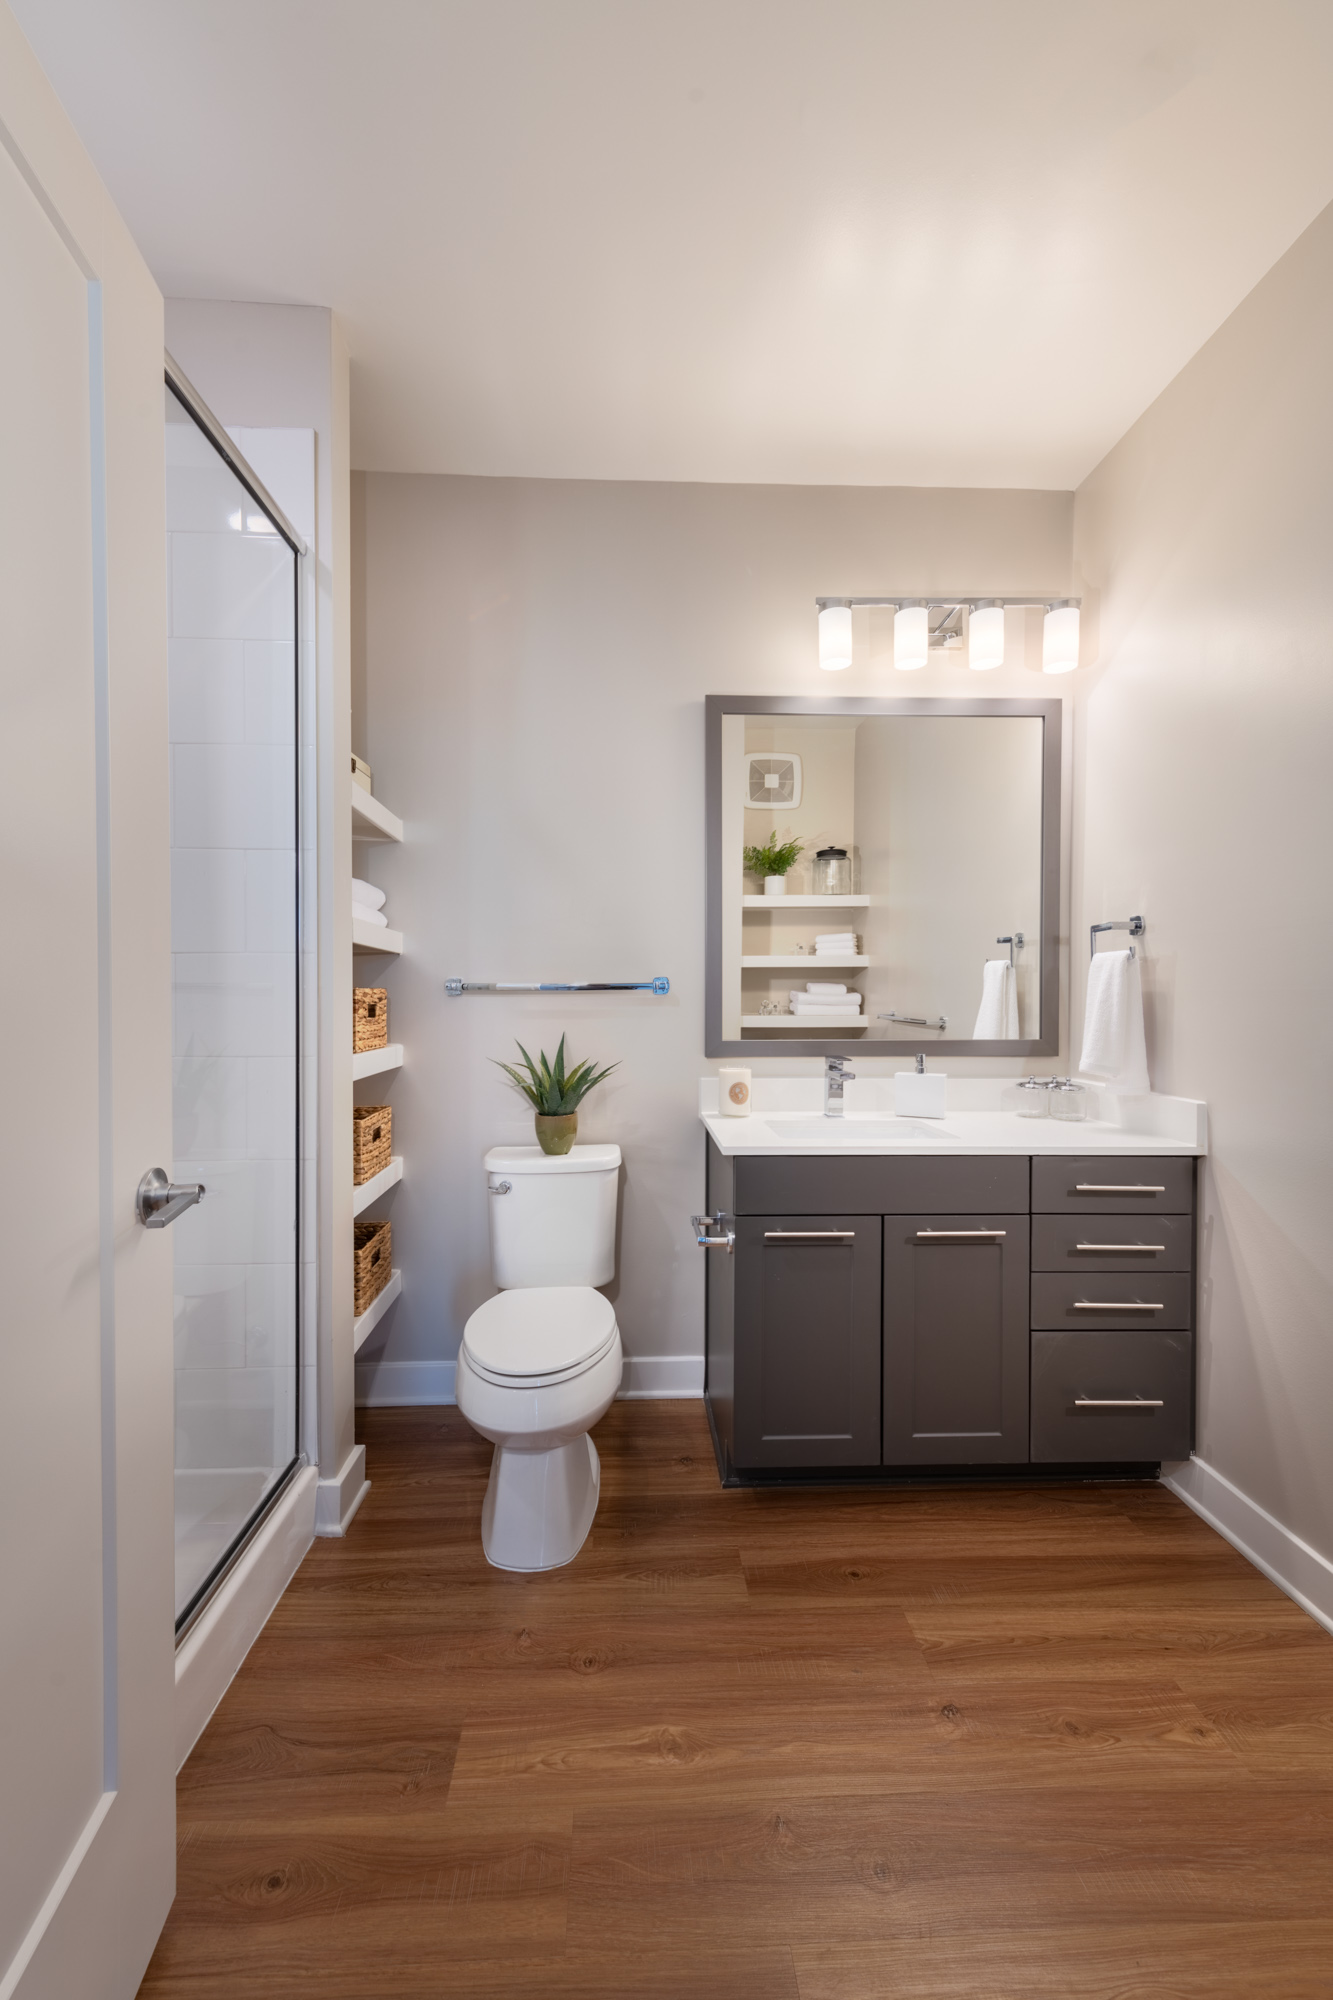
(883, 1214, 1030, 1464)
(734, 1215, 881, 1468)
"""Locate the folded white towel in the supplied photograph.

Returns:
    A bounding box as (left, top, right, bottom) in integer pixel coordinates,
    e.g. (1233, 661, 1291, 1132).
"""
(352, 903, 388, 929)
(1079, 949, 1150, 1094)
(973, 959, 1019, 1039)
(814, 933, 857, 946)
(804, 982, 847, 996)
(351, 878, 386, 911)
(792, 998, 862, 1014)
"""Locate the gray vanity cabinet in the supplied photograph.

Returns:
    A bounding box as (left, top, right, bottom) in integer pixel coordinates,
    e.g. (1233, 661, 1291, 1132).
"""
(882, 1215, 1030, 1464)
(733, 1215, 882, 1468)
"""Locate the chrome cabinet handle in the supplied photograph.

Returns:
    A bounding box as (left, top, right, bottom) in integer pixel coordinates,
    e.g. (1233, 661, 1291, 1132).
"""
(136, 1167, 205, 1229)
(1075, 1242, 1166, 1253)
(1073, 1183, 1166, 1194)
(1074, 1396, 1165, 1408)
(763, 1230, 855, 1242)
(1073, 1299, 1165, 1310)
(488, 1180, 513, 1195)
(692, 1212, 735, 1252)
(914, 1229, 1006, 1240)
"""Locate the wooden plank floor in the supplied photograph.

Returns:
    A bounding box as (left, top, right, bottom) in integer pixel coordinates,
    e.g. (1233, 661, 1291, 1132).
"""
(139, 1404, 1333, 1999)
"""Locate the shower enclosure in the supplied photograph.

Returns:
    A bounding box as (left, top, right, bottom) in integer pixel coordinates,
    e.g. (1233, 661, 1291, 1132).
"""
(164, 366, 304, 1634)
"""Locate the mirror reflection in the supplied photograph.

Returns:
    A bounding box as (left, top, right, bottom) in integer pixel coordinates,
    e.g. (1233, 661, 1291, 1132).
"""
(720, 712, 1045, 1043)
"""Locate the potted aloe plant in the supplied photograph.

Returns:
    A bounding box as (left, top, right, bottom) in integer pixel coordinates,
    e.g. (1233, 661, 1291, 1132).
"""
(494, 1034, 619, 1156)
(744, 830, 804, 898)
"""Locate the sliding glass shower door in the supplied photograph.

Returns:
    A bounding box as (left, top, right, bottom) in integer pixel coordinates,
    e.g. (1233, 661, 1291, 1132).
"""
(164, 374, 302, 1632)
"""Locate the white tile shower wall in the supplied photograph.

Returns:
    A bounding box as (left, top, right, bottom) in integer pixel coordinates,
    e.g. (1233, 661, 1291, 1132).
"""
(168, 426, 313, 1491)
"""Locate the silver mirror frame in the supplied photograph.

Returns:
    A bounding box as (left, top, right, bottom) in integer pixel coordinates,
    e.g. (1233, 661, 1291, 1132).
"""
(705, 694, 1062, 1060)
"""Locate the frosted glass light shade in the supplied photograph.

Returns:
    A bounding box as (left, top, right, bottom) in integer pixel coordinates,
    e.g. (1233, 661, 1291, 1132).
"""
(969, 602, 1004, 671)
(894, 603, 929, 671)
(1043, 602, 1080, 673)
(818, 603, 853, 671)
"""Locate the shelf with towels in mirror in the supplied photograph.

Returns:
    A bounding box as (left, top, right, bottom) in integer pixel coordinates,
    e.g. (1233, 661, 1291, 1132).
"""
(351, 788, 403, 843)
(741, 955, 869, 969)
(741, 894, 869, 908)
(352, 1043, 403, 1082)
(353, 919, 402, 955)
(353, 1268, 401, 1352)
(741, 1013, 869, 1029)
(353, 1156, 403, 1216)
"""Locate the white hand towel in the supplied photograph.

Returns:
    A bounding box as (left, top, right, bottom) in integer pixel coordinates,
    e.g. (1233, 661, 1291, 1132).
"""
(352, 903, 388, 929)
(792, 997, 862, 1014)
(351, 878, 386, 911)
(804, 982, 847, 996)
(814, 933, 857, 947)
(973, 959, 1019, 1039)
(1079, 949, 1150, 1095)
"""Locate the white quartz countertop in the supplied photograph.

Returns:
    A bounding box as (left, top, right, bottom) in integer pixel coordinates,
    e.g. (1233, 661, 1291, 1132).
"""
(699, 1076, 1207, 1157)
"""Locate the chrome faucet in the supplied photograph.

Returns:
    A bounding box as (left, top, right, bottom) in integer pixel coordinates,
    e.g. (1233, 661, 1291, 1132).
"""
(824, 1055, 856, 1117)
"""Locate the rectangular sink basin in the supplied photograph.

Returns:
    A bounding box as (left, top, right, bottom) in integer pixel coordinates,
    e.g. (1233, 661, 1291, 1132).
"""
(746, 1117, 950, 1145)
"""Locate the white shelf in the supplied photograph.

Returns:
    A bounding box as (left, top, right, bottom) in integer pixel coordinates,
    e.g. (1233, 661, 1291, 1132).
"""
(353, 1268, 401, 1352)
(352, 1042, 403, 1081)
(742, 895, 869, 908)
(353, 919, 402, 956)
(741, 1014, 869, 1029)
(741, 955, 869, 969)
(351, 788, 403, 842)
(352, 1155, 403, 1215)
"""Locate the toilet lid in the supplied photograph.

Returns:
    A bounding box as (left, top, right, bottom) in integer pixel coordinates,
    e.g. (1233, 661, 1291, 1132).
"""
(462, 1286, 618, 1384)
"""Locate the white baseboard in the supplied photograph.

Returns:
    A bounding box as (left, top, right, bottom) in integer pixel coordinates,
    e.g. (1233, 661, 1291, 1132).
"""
(619, 1353, 705, 1398)
(175, 1464, 317, 1771)
(314, 1442, 370, 1535)
(1164, 1455, 1333, 1638)
(355, 1352, 705, 1406)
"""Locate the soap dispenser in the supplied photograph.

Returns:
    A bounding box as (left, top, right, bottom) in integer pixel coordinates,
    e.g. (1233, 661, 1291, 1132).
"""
(894, 1053, 948, 1119)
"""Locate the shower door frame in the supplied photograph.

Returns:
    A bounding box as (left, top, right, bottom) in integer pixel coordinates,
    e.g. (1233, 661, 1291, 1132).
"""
(164, 354, 310, 1643)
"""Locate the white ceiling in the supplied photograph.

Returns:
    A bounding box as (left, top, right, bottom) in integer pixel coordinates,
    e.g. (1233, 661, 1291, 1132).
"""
(14, 0, 1333, 486)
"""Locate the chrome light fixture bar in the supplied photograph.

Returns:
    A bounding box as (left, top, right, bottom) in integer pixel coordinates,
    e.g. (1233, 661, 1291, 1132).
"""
(814, 595, 1081, 675)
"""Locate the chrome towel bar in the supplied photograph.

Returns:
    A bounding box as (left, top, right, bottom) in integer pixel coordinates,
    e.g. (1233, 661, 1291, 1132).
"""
(1090, 916, 1144, 959)
(445, 977, 669, 995)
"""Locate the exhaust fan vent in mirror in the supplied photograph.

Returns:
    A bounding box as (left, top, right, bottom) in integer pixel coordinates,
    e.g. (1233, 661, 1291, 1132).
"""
(746, 754, 802, 809)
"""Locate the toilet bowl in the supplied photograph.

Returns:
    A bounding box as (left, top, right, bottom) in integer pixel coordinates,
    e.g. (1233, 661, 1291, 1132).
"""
(455, 1144, 623, 1571)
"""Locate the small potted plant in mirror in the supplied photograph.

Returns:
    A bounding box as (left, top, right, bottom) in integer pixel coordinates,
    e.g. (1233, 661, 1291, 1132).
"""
(494, 1035, 619, 1156)
(744, 830, 804, 899)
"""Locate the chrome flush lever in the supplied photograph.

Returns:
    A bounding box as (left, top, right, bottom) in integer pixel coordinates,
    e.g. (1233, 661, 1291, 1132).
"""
(136, 1167, 206, 1229)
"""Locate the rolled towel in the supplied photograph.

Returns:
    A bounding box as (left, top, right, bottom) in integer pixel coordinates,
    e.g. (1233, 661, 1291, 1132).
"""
(351, 878, 386, 911)
(1079, 949, 1150, 1094)
(352, 903, 388, 929)
(973, 959, 1019, 1039)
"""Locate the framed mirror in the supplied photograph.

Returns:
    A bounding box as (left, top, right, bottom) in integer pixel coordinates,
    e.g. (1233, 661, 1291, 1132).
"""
(705, 696, 1061, 1058)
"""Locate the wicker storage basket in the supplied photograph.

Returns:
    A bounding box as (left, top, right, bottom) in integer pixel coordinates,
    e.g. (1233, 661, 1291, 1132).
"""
(353, 1103, 392, 1184)
(353, 1218, 392, 1317)
(353, 986, 389, 1052)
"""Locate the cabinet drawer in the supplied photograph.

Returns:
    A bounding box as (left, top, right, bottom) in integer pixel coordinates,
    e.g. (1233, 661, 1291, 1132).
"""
(1031, 1156, 1194, 1214)
(734, 1153, 1029, 1217)
(1031, 1212, 1193, 1274)
(1031, 1329, 1192, 1462)
(1031, 1272, 1192, 1331)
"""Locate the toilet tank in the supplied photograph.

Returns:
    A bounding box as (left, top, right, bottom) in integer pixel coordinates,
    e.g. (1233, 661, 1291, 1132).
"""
(484, 1143, 621, 1289)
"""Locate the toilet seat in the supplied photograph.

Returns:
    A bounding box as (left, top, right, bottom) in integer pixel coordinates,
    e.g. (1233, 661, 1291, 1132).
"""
(462, 1286, 618, 1390)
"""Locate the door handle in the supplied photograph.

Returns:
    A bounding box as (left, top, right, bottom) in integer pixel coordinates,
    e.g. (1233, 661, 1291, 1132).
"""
(137, 1167, 206, 1229)
(1072, 1299, 1165, 1311)
(914, 1229, 1006, 1240)
(1073, 1183, 1166, 1194)
(1074, 1396, 1165, 1409)
(763, 1231, 855, 1242)
(1074, 1242, 1166, 1253)
(692, 1212, 735, 1253)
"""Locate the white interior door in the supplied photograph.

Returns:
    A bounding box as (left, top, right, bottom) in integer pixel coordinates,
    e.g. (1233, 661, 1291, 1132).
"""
(1, 14, 176, 1997)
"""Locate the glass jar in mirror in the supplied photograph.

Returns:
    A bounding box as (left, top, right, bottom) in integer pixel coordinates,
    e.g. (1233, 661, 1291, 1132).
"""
(812, 846, 852, 896)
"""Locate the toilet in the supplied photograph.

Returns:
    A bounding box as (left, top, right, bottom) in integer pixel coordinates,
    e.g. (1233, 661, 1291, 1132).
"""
(455, 1142, 623, 1571)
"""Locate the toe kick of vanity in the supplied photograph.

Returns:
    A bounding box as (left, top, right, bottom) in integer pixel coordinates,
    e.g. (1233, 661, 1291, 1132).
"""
(703, 1140, 1198, 1484)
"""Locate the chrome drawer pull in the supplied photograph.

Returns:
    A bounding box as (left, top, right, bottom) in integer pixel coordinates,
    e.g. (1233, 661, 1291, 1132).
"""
(1073, 1182, 1166, 1194)
(1073, 1299, 1165, 1310)
(763, 1230, 855, 1241)
(1074, 1396, 1165, 1409)
(1074, 1242, 1166, 1253)
(915, 1229, 1007, 1240)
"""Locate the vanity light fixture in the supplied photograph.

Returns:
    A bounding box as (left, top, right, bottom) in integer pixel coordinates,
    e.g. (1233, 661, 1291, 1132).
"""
(1042, 600, 1081, 673)
(814, 594, 1081, 675)
(818, 601, 853, 671)
(968, 601, 1005, 671)
(894, 602, 929, 671)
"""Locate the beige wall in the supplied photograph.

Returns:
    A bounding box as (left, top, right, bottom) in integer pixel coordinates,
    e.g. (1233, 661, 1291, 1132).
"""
(352, 476, 1071, 1396)
(1073, 203, 1333, 1571)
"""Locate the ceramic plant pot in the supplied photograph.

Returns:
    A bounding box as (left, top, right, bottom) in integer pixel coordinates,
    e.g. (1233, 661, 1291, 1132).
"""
(534, 1112, 578, 1156)
(763, 875, 787, 898)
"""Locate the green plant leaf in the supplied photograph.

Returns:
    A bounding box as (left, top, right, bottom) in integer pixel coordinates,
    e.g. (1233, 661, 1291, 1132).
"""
(743, 830, 805, 878)
(493, 1037, 619, 1116)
